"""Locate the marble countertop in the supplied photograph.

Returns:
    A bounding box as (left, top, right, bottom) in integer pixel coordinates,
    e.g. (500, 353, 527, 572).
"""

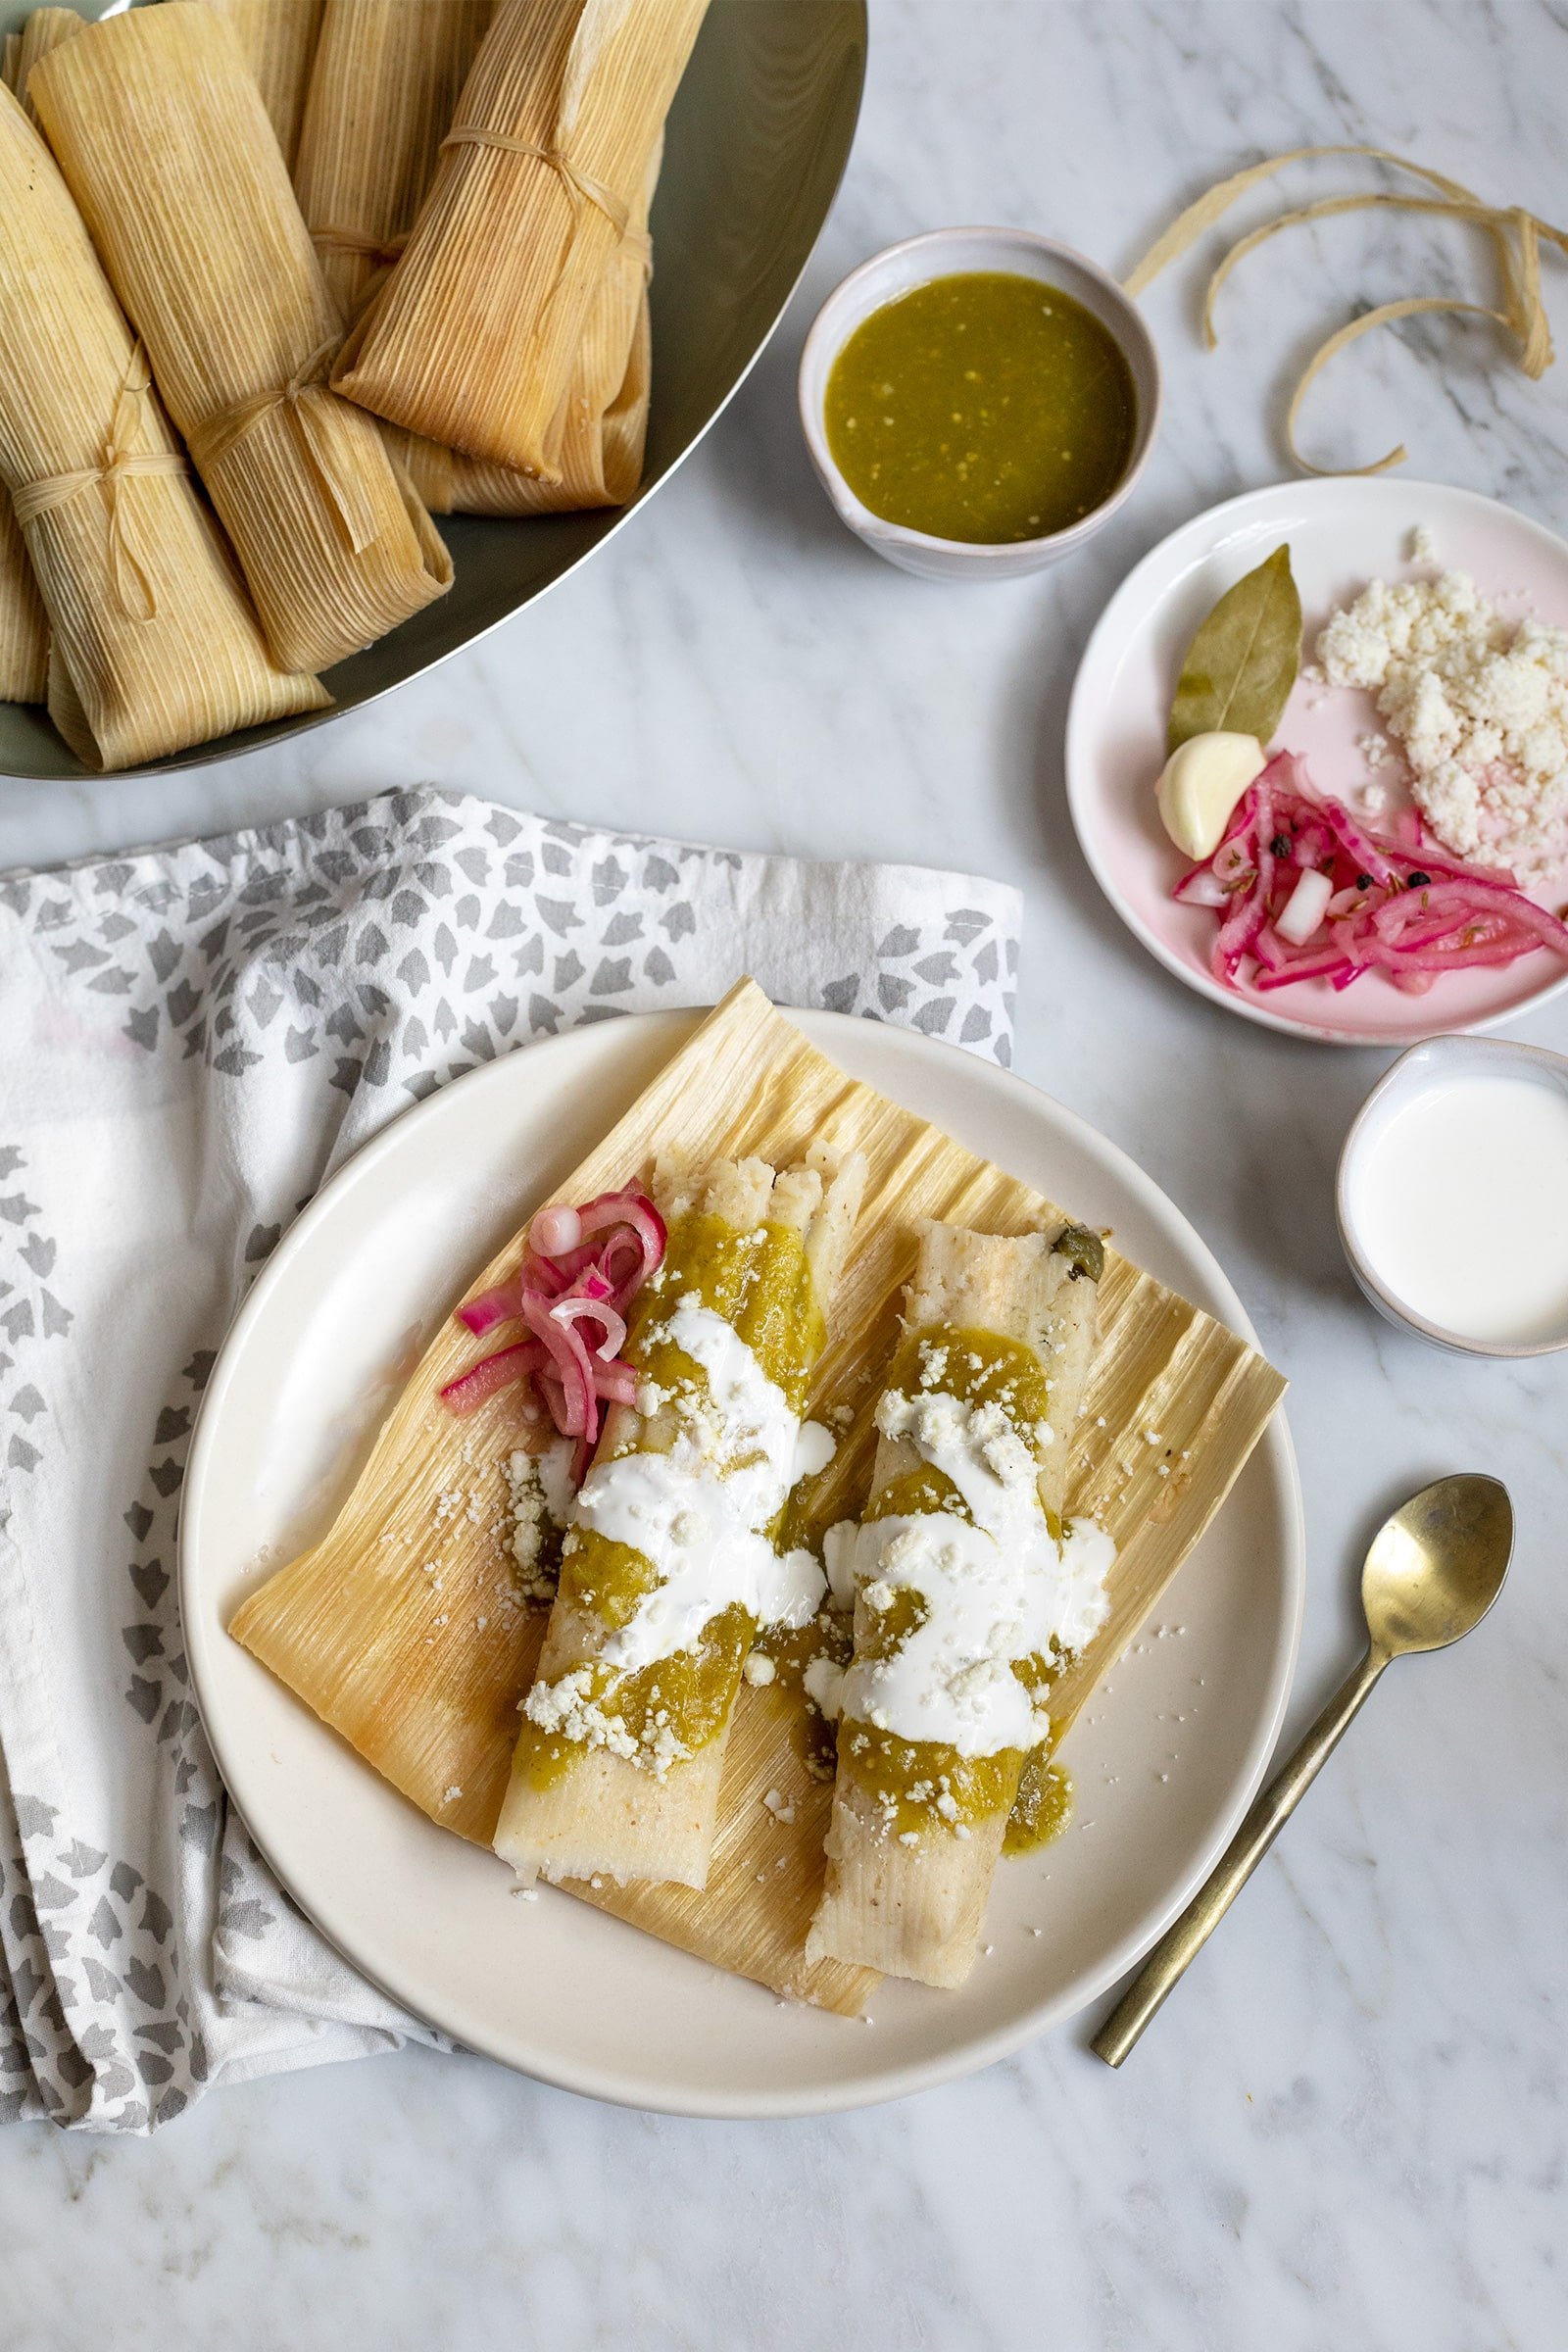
(4, 2, 1567, 2344)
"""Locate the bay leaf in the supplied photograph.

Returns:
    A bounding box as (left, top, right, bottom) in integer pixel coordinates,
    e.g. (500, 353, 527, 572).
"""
(1167, 544, 1302, 753)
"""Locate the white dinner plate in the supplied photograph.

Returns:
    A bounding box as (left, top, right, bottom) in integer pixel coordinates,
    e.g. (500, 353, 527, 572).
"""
(181, 1009, 1303, 2116)
(1066, 478, 1568, 1046)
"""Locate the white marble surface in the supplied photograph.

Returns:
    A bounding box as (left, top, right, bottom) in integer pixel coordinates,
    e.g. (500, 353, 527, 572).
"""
(4, 1, 1568, 2343)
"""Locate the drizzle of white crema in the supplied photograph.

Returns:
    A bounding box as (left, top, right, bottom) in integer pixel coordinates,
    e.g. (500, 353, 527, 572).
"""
(807, 1382, 1113, 1756)
(546, 1293, 833, 1682)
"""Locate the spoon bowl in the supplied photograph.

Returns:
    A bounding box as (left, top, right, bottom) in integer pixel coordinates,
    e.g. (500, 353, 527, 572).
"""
(1362, 1474, 1514, 1658)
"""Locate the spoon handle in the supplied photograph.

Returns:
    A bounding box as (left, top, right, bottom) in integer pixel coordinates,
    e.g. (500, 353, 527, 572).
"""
(1091, 1642, 1388, 2066)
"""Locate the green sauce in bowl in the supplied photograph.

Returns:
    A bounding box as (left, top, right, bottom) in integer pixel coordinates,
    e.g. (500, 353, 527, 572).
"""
(823, 270, 1138, 546)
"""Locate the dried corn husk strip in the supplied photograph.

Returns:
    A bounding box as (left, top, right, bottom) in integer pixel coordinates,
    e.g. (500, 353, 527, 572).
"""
(294, 0, 493, 320)
(1126, 145, 1568, 475)
(13, 4, 82, 122)
(1, 32, 19, 88)
(32, 4, 452, 678)
(203, 0, 324, 167)
(0, 84, 326, 766)
(333, 0, 707, 479)
(231, 981, 1285, 2016)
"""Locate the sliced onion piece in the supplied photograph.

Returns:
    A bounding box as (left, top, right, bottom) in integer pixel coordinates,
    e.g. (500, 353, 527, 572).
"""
(1276, 867, 1335, 945)
(551, 1293, 628, 1362)
(439, 1339, 546, 1414)
(519, 1291, 599, 1446)
(529, 1202, 583, 1259)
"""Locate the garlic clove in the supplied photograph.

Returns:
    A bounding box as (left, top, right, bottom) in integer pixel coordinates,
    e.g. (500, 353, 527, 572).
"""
(1156, 731, 1268, 860)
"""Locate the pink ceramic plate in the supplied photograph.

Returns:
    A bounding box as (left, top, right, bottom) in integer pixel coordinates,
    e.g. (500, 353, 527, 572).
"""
(1065, 478, 1568, 1045)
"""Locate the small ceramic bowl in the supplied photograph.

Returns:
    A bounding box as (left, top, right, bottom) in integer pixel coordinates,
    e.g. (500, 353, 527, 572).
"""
(1337, 1034, 1568, 1358)
(798, 225, 1161, 583)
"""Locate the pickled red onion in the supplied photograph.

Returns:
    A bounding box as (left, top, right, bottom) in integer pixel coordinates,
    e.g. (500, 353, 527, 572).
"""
(1173, 751, 1568, 997)
(441, 1185, 667, 1482)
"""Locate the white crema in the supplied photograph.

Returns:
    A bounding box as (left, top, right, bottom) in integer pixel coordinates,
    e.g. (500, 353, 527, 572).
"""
(564, 1293, 832, 1677)
(816, 1382, 1113, 1757)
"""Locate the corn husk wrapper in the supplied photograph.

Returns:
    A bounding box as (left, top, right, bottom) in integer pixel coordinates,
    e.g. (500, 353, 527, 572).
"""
(3, 15, 80, 704)
(12, 4, 82, 121)
(294, 0, 494, 321)
(32, 5, 452, 678)
(204, 0, 323, 167)
(0, 488, 48, 707)
(229, 980, 1286, 2015)
(396, 151, 652, 515)
(333, 0, 706, 479)
(0, 85, 326, 766)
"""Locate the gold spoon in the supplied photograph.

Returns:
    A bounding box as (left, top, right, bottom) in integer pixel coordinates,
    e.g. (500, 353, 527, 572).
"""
(1092, 1473, 1514, 2067)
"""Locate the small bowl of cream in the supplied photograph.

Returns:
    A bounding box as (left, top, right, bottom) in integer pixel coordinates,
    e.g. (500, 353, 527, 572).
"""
(1337, 1034, 1568, 1356)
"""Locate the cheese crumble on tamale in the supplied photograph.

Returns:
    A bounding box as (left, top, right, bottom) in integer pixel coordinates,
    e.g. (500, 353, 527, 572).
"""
(494, 1144, 866, 1893)
(806, 1219, 1113, 1989)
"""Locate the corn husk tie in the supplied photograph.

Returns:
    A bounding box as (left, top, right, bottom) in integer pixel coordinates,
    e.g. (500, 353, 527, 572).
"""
(1126, 144, 1568, 475)
(439, 119, 630, 349)
(312, 225, 409, 270)
(12, 346, 188, 623)
(185, 337, 377, 558)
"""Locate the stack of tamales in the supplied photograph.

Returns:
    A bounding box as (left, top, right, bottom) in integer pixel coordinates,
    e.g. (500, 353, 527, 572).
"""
(0, 0, 709, 765)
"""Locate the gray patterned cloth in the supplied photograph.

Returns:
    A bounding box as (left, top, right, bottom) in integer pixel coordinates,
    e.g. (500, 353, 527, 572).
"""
(0, 786, 1021, 2132)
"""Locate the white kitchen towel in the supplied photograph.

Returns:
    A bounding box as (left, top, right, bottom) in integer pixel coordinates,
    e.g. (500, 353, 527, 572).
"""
(0, 786, 1021, 2133)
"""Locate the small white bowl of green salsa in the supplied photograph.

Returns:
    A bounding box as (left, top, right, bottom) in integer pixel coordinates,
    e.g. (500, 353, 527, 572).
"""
(799, 226, 1161, 581)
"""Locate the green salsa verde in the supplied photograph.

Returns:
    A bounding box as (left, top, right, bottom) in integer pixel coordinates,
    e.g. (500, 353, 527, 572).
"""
(824, 270, 1137, 545)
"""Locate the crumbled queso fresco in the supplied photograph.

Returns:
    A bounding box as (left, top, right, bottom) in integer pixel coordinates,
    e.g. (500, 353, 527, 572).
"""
(1317, 565, 1568, 883)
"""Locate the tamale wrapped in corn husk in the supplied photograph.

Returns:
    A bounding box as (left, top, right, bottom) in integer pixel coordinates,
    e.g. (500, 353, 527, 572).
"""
(230, 981, 1287, 2015)
(333, 0, 707, 479)
(204, 0, 324, 167)
(806, 1222, 1107, 1989)
(294, 0, 493, 321)
(32, 4, 452, 678)
(401, 126, 655, 514)
(12, 4, 82, 122)
(0, 21, 58, 705)
(0, 84, 326, 766)
(492, 1145, 866, 1893)
(0, 489, 48, 707)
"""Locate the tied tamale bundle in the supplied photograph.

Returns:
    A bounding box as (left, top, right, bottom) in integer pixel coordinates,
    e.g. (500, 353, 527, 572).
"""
(295, 0, 494, 323)
(0, 18, 56, 704)
(32, 4, 452, 679)
(333, 0, 708, 480)
(493, 1146, 866, 1893)
(0, 490, 48, 708)
(398, 129, 656, 515)
(227, 981, 1287, 2013)
(0, 85, 326, 767)
(204, 0, 324, 168)
(11, 4, 82, 123)
(806, 1222, 1112, 1989)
